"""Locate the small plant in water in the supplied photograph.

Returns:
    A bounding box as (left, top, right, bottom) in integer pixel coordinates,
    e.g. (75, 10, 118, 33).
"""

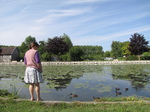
(10, 84, 22, 98)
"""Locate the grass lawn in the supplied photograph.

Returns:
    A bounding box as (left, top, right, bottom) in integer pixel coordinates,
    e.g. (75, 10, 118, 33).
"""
(1, 98, 150, 112)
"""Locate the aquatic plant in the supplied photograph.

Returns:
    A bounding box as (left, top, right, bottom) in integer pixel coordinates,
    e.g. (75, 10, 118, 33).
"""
(10, 84, 22, 98)
(111, 64, 150, 90)
(1, 64, 150, 100)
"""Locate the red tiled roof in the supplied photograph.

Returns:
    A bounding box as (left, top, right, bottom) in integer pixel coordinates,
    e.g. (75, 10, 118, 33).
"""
(0, 47, 17, 55)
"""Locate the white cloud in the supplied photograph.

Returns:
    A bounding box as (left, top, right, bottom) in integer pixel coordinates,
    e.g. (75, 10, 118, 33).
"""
(47, 8, 92, 16)
(73, 26, 150, 46)
(64, 0, 109, 4)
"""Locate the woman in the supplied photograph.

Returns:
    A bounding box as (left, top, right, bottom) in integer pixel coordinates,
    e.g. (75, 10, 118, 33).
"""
(24, 42, 44, 101)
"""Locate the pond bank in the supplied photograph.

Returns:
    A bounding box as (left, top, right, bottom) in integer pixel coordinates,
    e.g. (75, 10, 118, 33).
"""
(1, 98, 150, 104)
(1, 61, 150, 65)
(37, 100, 150, 104)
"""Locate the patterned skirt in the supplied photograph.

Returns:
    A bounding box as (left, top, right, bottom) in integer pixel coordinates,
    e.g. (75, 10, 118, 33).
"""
(24, 67, 44, 84)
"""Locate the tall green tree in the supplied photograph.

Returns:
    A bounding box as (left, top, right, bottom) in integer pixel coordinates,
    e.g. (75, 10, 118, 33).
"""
(18, 42, 28, 60)
(104, 51, 111, 57)
(111, 41, 122, 58)
(46, 36, 69, 58)
(69, 46, 84, 61)
(61, 33, 73, 49)
(24, 36, 36, 47)
(18, 36, 37, 60)
(129, 33, 149, 60)
(38, 40, 51, 61)
(38, 41, 46, 55)
(121, 41, 131, 57)
(80, 46, 104, 60)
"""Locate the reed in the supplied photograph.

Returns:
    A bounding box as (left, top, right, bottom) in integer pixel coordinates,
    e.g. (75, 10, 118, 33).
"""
(10, 84, 22, 98)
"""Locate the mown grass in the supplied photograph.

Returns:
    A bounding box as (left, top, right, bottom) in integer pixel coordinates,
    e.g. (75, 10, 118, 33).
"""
(0, 99, 150, 112)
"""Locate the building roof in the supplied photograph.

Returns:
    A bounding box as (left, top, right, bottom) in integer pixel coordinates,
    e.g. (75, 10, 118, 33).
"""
(0, 47, 17, 55)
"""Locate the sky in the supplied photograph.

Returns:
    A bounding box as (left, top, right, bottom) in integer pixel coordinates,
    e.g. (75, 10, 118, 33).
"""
(0, 0, 150, 51)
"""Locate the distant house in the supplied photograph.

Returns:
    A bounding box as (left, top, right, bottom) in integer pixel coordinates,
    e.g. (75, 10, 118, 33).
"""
(0, 47, 20, 62)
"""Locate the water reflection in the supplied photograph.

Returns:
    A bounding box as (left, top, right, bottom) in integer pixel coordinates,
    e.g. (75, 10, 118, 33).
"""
(111, 65, 150, 90)
(129, 74, 150, 90)
(46, 72, 83, 90)
(47, 78, 72, 90)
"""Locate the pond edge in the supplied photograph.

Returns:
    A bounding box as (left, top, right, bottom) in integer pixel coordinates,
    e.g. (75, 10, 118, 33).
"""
(1, 61, 150, 65)
(1, 98, 150, 104)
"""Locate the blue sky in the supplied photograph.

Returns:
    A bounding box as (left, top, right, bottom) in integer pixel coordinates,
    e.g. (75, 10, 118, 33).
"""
(0, 0, 150, 51)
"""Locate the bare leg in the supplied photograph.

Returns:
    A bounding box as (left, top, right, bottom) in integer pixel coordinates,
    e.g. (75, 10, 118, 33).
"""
(29, 84, 35, 101)
(35, 83, 41, 101)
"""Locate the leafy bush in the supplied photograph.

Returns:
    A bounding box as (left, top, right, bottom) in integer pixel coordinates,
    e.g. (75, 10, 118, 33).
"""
(0, 89, 10, 96)
(142, 52, 150, 56)
(60, 53, 70, 61)
(0, 89, 19, 99)
(69, 46, 84, 61)
(41, 52, 51, 61)
(141, 56, 150, 60)
(117, 57, 126, 61)
(126, 55, 138, 60)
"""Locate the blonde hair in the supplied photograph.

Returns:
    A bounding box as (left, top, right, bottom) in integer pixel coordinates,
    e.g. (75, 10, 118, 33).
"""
(29, 42, 39, 49)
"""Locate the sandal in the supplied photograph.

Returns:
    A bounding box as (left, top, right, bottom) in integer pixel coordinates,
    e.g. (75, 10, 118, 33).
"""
(37, 98, 43, 101)
(30, 98, 35, 101)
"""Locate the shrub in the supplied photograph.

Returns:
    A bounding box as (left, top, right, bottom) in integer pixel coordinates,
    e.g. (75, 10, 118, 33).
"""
(0, 89, 10, 96)
(60, 53, 70, 61)
(141, 56, 150, 60)
(126, 55, 138, 60)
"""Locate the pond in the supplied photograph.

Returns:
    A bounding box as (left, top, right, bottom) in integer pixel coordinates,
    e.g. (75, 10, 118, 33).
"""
(0, 64, 150, 101)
